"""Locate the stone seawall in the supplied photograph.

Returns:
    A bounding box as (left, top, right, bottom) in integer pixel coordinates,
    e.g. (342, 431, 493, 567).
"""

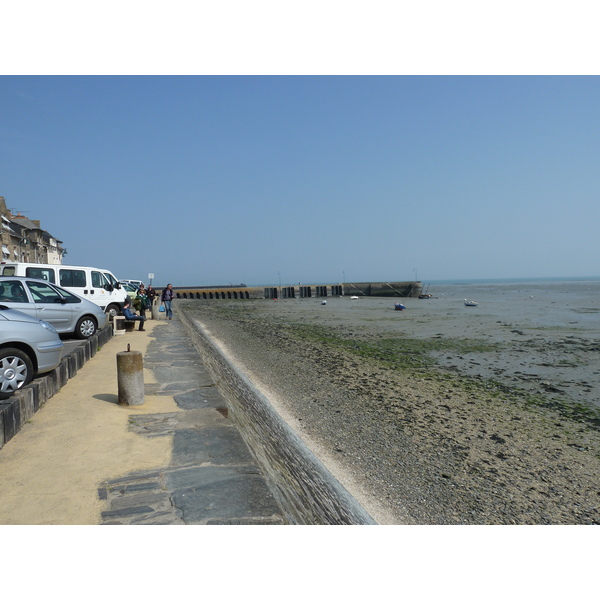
(177, 308, 376, 524)
(171, 281, 423, 300)
(0, 326, 114, 451)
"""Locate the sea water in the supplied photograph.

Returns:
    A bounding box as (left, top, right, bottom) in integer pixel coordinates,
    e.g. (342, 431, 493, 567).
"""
(428, 278, 600, 331)
(399, 278, 600, 409)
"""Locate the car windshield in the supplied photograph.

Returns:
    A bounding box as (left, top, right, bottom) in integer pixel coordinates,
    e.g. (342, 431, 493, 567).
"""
(104, 272, 119, 286)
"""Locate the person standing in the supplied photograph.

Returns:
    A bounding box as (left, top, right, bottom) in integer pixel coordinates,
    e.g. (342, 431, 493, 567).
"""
(146, 285, 157, 308)
(135, 285, 148, 317)
(161, 283, 175, 320)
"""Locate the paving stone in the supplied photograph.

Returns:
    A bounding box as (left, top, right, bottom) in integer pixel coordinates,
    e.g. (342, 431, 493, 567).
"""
(101, 505, 155, 518)
(173, 387, 226, 409)
(206, 516, 286, 525)
(97, 318, 285, 525)
(171, 427, 256, 467)
(167, 466, 281, 523)
(128, 413, 180, 437)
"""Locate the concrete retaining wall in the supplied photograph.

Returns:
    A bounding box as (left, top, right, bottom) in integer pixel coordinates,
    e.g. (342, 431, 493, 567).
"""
(0, 326, 114, 451)
(178, 309, 376, 525)
(171, 281, 423, 300)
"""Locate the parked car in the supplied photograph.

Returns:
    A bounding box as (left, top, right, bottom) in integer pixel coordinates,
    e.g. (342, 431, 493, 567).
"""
(0, 306, 64, 399)
(122, 283, 138, 301)
(119, 279, 144, 290)
(0, 276, 107, 339)
(0, 263, 127, 318)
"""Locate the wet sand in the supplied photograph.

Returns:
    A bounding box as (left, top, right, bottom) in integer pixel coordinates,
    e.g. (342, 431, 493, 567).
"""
(179, 295, 600, 524)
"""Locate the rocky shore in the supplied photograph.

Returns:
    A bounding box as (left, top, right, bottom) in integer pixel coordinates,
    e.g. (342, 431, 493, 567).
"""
(179, 298, 600, 525)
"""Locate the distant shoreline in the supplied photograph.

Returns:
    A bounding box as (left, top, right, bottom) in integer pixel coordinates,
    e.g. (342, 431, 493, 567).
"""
(421, 275, 600, 286)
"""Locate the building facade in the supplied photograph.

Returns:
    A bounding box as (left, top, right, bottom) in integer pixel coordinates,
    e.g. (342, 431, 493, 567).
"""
(0, 196, 65, 264)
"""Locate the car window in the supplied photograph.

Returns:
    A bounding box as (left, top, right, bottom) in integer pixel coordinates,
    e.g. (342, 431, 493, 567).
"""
(91, 271, 106, 288)
(0, 280, 28, 303)
(104, 272, 119, 286)
(26, 280, 65, 304)
(59, 269, 86, 287)
(48, 284, 82, 304)
(25, 267, 56, 283)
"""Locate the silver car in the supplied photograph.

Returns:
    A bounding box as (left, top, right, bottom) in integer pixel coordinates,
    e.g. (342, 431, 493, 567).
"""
(0, 306, 64, 399)
(0, 276, 107, 339)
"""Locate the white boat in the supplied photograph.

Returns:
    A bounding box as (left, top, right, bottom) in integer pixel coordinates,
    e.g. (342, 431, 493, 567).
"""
(464, 299, 478, 306)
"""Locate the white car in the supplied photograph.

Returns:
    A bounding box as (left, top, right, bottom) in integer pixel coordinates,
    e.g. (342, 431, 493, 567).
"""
(0, 276, 107, 339)
(0, 306, 64, 399)
(119, 279, 144, 289)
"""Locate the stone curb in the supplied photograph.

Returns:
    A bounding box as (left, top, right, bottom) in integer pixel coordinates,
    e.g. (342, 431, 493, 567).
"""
(0, 326, 114, 451)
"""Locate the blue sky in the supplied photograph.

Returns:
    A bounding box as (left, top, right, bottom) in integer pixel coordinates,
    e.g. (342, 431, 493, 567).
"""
(2, 75, 599, 287)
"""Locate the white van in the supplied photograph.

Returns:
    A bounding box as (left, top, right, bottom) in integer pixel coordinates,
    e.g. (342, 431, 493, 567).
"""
(0, 262, 127, 318)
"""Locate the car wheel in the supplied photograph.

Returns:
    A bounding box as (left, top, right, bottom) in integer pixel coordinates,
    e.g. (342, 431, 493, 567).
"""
(0, 348, 34, 399)
(105, 304, 120, 320)
(76, 316, 97, 339)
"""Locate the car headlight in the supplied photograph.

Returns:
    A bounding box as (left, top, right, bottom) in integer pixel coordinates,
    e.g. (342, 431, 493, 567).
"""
(39, 319, 58, 334)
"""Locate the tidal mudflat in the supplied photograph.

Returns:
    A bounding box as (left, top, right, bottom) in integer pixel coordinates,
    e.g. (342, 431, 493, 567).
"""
(178, 283, 600, 525)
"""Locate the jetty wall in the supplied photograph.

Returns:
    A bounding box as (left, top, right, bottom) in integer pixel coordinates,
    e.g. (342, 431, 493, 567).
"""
(170, 281, 422, 300)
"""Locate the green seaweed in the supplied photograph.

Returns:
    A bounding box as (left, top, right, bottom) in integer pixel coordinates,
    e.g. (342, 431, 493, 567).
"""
(281, 321, 600, 431)
(183, 301, 600, 431)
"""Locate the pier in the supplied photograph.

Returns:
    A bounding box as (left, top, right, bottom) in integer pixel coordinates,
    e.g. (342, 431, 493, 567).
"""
(170, 281, 423, 300)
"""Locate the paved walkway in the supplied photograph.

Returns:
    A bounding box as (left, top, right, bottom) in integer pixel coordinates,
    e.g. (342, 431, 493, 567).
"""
(0, 313, 285, 525)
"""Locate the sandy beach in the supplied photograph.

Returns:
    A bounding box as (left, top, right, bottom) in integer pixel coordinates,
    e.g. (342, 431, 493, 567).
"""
(179, 285, 600, 525)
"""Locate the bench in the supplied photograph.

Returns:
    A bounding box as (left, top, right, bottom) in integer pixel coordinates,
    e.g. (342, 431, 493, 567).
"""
(123, 320, 138, 332)
(113, 316, 141, 334)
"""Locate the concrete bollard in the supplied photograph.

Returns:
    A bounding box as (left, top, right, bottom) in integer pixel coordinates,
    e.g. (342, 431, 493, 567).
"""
(116, 345, 144, 405)
(150, 299, 160, 321)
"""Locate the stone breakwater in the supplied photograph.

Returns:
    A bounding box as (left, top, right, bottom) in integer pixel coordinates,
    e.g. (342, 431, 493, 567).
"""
(178, 298, 600, 525)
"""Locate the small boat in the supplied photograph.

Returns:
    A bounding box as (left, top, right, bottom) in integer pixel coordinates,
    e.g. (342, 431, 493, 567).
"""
(419, 284, 433, 299)
(394, 303, 406, 311)
(464, 299, 478, 307)
(350, 296, 359, 300)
